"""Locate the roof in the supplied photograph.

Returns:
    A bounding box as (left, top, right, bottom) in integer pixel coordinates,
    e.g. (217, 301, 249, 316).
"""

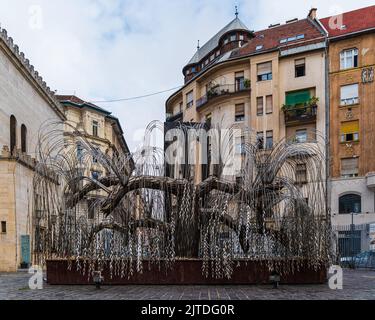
(187, 17, 250, 65)
(57, 95, 111, 115)
(167, 17, 325, 107)
(238, 18, 324, 56)
(57, 95, 130, 154)
(320, 5, 375, 38)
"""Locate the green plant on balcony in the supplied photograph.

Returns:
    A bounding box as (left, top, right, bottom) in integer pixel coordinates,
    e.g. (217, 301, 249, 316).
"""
(308, 96, 319, 107)
(207, 84, 219, 99)
(243, 79, 251, 89)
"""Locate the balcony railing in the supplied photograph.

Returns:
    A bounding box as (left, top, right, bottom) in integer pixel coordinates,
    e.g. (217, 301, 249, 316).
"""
(166, 111, 183, 122)
(283, 104, 317, 126)
(196, 82, 250, 109)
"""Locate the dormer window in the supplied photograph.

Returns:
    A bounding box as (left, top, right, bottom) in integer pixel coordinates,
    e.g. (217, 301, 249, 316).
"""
(230, 34, 236, 42)
(216, 50, 220, 57)
(256, 45, 263, 51)
(239, 34, 244, 41)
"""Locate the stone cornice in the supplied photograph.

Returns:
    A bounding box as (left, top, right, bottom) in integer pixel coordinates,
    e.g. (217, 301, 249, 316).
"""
(0, 27, 66, 121)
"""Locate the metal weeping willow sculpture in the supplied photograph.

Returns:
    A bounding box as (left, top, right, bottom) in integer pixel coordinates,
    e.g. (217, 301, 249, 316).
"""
(33, 120, 334, 282)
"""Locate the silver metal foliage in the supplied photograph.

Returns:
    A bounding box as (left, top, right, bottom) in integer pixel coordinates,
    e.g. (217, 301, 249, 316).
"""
(33, 121, 334, 279)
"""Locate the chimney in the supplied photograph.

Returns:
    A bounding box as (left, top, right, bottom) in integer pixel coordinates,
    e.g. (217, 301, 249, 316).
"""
(308, 8, 317, 19)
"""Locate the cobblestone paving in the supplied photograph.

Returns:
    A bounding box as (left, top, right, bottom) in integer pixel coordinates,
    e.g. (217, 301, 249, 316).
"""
(0, 269, 374, 300)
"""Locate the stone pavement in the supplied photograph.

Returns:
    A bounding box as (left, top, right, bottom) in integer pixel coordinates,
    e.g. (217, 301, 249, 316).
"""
(0, 269, 374, 300)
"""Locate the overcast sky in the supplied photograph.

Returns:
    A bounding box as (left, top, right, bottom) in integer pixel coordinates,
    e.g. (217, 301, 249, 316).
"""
(0, 0, 374, 150)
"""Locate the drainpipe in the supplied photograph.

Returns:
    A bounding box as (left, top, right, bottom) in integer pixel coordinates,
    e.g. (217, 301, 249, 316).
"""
(325, 39, 331, 221)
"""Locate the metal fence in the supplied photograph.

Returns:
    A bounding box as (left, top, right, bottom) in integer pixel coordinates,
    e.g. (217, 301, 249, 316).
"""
(333, 223, 375, 269)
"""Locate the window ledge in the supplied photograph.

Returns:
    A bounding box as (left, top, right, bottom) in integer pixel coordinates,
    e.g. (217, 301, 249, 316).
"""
(339, 103, 360, 108)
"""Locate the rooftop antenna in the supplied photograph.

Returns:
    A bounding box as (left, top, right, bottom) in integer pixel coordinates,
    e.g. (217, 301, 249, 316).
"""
(235, 5, 239, 18)
(197, 40, 200, 50)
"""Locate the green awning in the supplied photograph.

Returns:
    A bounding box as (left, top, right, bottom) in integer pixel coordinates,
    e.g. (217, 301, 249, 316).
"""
(286, 90, 311, 106)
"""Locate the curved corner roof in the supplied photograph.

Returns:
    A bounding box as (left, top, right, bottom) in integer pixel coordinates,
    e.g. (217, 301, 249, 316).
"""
(187, 17, 250, 66)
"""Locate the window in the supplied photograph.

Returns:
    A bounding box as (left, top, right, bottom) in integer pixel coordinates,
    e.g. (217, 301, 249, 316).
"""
(77, 142, 83, 162)
(285, 89, 311, 106)
(92, 121, 99, 137)
(21, 124, 27, 153)
(230, 34, 236, 42)
(296, 163, 307, 184)
(257, 97, 264, 116)
(340, 121, 359, 142)
(216, 50, 220, 57)
(186, 90, 194, 108)
(224, 38, 229, 45)
(1, 221, 6, 234)
(235, 136, 246, 155)
(295, 58, 306, 77)
(340, 84, 359, 105)
(266, 95, 273, 114)
(256, 45, 263, 51)
(235, 71, 245, 91)
(340, 48, 358, 70)
(288, 36, 296, 42)
(257, 62, 272, 81)
(239, 34, 244, 41)
(206, 113, 212, 127)
(235, 104, 245, 122)
(93, 146, 100, 163)
(341, 158, 359, 178)
(266, 131, 273, 149)
(280, 38, 287, 44)
(296, 34, 305, 40)
(191, 67, 196, 73)
(10, 115, 17, 154)
(92, 171, 100, 181)
(339, 194, 361, 214)
(295, 129, 308, 143)
(87, 200, 96, 220)
(256, 132, 264, 150)
(210, 54, 215, 61)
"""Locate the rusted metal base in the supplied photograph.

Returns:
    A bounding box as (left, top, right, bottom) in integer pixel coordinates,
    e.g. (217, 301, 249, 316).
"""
(46, 259, 327, 285)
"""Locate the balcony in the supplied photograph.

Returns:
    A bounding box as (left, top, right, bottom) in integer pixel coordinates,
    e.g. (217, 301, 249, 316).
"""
(196, 81, 250, 109)
(283, 104, 317, 127)
(166, 111, 183, 123)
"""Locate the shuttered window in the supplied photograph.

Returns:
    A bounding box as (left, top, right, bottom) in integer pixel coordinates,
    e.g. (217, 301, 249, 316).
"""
(340, 84, 359, 105)
(186, 90, 194, 108)
(340, 121, 359, 134)
(341, 158, 359, 177)
(257, 97, 264, 116)
(235, 104, 245, 122)
(340, 120, 359, 142)
(266, 95, 273, 114)
(257, 62, 272, 81)
(285, 90, 311, 106)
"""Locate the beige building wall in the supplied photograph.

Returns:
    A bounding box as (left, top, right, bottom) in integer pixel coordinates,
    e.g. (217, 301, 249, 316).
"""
(0, 30, 64, 272)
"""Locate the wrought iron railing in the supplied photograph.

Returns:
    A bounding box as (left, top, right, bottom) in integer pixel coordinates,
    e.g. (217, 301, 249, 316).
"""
(196, 82, 250, 109)
(283, 104, 317, 125)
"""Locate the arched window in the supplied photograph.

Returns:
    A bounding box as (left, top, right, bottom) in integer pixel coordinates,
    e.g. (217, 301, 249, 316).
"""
(21, 124, 27, 153)
(10, 115, 17, 154)
(339, 194, 361, 214)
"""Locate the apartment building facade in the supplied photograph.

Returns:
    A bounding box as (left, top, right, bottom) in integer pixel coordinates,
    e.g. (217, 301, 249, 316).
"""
(166, 10, 327, 187)
(320, 6, 375, 254)
(56, 95, 133, 221)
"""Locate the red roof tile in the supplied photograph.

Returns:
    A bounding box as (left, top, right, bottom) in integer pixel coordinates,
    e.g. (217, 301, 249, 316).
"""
(237, 18, 324, 57)
(320, 5, 375, 38)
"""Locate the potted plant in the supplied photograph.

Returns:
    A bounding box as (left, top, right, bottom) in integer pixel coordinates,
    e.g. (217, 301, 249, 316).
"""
(243, 79, 251, 89)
